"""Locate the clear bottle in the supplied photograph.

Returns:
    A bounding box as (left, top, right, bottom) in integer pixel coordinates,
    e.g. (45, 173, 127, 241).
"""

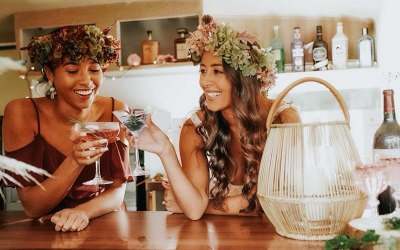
(358, 27, 375, 68)
(373, 89, 400, 215)
(141, 30, 160, 65)
(269, 25, 284, 73)
(312, 25, 328, 71)
(331, 22, 348, 69)
(174, 27, 189, 62)
(290, 27, 305, 72)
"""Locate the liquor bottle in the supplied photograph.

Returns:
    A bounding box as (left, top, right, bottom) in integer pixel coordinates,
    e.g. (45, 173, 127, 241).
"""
(331, 22, 348, 69)
(290, 27, 305, 72)
(174, 27, 189, 62)
(141, 30, 160, 65)
(269, 25, 284, 73)
(312, 25, 328, 71)
(358, 27, 375, 68)
(373, 89, 400, 215)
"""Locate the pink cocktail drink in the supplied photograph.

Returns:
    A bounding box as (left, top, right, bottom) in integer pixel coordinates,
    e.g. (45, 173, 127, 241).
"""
(75, 122, 120, 185)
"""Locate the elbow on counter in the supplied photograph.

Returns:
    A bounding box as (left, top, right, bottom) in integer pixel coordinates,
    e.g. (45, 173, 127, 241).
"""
(185, 212, 203, 221)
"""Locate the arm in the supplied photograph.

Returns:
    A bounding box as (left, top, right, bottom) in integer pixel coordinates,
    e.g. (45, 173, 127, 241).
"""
(50, 179, 126, 232)
(128, 116, 210, 220)
(2, 99, 98, 218)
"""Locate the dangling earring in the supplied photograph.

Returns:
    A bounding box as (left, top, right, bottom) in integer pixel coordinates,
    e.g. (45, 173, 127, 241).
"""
(48, 80, 57, 99)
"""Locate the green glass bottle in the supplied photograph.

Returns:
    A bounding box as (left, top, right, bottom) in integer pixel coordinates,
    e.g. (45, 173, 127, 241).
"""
(269, 25, 284, 73)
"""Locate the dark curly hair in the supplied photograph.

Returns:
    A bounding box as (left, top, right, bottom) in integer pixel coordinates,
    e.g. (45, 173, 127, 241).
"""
(197, 60, 267, 214)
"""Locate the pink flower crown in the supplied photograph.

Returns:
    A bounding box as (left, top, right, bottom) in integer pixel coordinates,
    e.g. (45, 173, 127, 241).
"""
(186, 15, 276, 91)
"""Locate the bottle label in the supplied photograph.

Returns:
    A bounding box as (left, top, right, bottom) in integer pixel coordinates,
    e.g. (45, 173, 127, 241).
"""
(272, 49, 282, 61)
(332, 39, 348, 68)
(142, 42, 159, 64)
(292, 48, 304, 57)
(373, 149, 400, 161)
(176, 43, 189, 60)
(312, 47, 327, 61)
(359, 40, 372, 67)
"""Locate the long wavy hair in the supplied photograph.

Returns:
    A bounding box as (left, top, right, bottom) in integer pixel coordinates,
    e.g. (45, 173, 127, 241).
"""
(197, 60, 267, 213)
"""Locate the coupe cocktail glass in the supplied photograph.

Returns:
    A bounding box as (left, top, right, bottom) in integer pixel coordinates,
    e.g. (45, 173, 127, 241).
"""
(352, 162, 389, 218)
(378, 158, 400, 216)
(76, 122, 120, 185)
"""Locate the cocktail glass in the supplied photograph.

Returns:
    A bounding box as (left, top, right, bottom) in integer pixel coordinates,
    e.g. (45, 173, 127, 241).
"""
(378, 158, 400, 216)
(113, 110, 149, 176)
(75, 122, 120, 185)
(352, 162, 389, 218)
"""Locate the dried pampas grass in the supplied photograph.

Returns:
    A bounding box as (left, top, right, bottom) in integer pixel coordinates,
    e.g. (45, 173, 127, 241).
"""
(0, 155, 52, 199)
(0, 57, 26, 75)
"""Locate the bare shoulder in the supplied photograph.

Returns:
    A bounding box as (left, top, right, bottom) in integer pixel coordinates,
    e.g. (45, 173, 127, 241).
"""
(3, 98, 40, 151)
(180, 111, 204, 150)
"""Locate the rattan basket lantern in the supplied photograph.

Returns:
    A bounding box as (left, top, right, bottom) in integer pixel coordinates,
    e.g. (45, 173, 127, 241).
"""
(258, 77, 367, 241)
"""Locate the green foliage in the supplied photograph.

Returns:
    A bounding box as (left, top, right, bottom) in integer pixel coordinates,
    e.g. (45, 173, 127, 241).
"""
(383, 217, 400, 230)
(324, 230, 380, 250)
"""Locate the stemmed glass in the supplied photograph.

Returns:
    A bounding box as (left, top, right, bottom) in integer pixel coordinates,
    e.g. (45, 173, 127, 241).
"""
(352, 162, 389, 220)
(113, 109, 150, 176)
(378, 158, 400, 215)
(75, 122, 120, 185)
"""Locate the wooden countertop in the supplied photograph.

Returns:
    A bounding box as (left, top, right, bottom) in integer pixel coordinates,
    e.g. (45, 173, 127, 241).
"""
(0, 210, 325, 249)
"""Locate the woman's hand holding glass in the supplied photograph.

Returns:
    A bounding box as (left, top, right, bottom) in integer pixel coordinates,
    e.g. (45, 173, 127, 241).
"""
(71, 130, 108, 167)
(124, 116, 173, 157)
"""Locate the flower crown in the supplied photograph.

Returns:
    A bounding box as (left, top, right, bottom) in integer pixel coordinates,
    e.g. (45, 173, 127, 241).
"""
(22, 25, 121, 67)
(186, 15, 276, 90)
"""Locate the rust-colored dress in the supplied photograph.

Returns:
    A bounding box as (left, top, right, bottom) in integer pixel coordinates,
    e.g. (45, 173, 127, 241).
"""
(2, 98, 131, 214)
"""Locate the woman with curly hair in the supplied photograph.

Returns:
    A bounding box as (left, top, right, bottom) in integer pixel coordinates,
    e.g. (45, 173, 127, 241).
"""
(2, 25, 131, 231)
(127, 15, 300, 220)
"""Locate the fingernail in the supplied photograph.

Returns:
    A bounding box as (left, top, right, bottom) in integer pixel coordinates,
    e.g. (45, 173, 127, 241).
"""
(99, 139, 108, 144)
(79, 132, 87, 137)
(100, 147, 108, 152)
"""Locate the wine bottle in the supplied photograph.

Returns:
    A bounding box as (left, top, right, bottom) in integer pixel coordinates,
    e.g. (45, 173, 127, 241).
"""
(141, 30, 160, 65)
(269, 25, 284, 73)
(373, 89, 400, 215)
(358, 27, 375, 68)
(312, 25, 328, 71)
(290, 27, 305, 72)
(331, 22, 348, 70)
(174, 27, 189, 62)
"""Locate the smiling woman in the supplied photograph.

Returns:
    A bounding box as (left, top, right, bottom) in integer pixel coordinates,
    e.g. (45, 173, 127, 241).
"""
(1, 24, 132, 232)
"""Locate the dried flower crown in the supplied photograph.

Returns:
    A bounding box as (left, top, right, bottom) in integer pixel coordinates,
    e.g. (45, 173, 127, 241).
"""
(186, 15, 276, 90)
(22, 25, 121, 67)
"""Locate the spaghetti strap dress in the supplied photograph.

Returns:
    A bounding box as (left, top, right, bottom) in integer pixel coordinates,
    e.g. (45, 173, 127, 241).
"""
(2, 98, 131, 213)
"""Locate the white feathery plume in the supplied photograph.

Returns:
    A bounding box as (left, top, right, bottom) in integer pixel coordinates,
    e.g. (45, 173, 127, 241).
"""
(0, 155, 52, 199)
(0, 56, 27, 75)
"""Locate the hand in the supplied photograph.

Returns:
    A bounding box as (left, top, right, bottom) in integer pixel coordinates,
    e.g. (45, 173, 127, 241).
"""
(124, 116, 173, 157)
(162, 180, 183, 213)
(71, 131, 108, 167)
(50, 208, 89, 232)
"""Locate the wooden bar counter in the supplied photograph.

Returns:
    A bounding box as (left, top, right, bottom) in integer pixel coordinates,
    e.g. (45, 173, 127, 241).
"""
(0, 211, 325, 249)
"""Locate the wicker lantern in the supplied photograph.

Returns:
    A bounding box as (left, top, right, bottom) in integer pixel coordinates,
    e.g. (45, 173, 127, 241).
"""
(258, 77, 367, 240)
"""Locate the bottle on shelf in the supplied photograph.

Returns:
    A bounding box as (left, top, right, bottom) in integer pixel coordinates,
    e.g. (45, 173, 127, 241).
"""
(269, 25, 284, 73)
(141, 30, 160, 65)
(312, 25, 328, 71)
(373, 89, 400, 215)
(331, 22, 348, 70)
(290, 27, 305, 72)
(358, 27, 375, 68)
(174, 27, 190, 62)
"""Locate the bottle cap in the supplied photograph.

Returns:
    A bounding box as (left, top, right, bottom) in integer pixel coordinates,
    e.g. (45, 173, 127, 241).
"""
(316, 25, 322, 34)
(177, 27, 188, 34)
(362, 27, 368, 35)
